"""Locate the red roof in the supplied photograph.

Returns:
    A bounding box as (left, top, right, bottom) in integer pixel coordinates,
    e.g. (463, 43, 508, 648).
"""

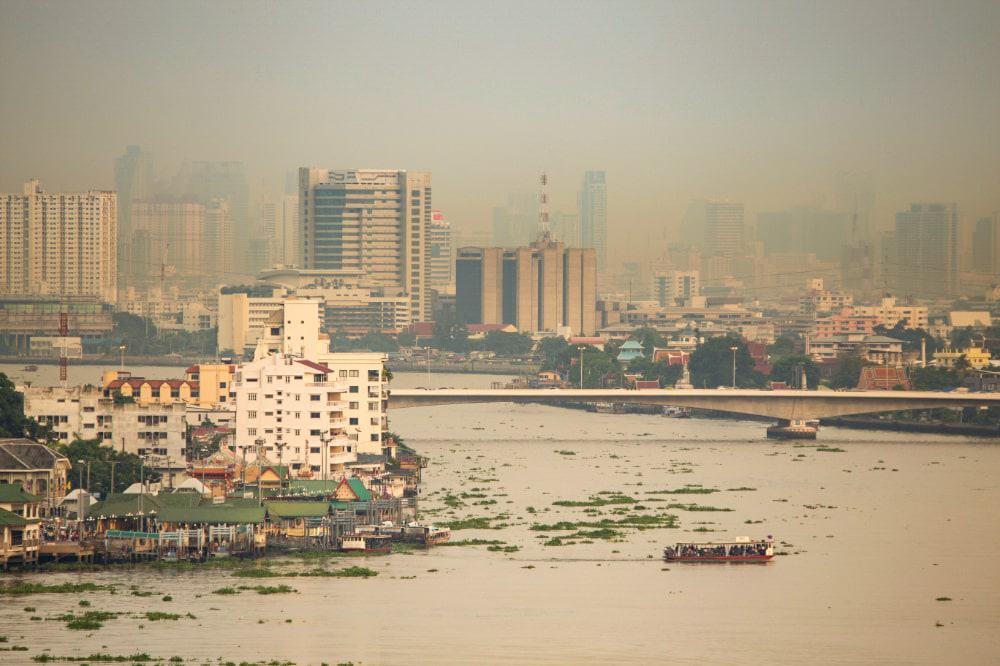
(295, 359, 334, 374)
(857, 367, 911, 390)
(467, 323, 509, 334)
(652, 350, 690, 366)
(407, 322, 435, 336)
(106, 379, 198, 390)
(634, 380, 660, 390)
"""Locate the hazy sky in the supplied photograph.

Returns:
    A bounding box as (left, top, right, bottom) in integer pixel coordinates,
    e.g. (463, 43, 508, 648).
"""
(2, 0, 998, 261)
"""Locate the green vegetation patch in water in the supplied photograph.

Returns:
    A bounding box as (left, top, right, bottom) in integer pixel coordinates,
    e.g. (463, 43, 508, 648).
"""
(0, 582, 113, 595)
(552, 494, 636, 507)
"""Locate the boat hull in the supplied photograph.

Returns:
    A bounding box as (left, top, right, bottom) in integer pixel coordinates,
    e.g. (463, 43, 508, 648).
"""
(664, 555, 773, 562)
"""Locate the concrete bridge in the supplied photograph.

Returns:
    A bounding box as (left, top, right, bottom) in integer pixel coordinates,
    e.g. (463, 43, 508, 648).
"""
(390, 389, 1000, 434)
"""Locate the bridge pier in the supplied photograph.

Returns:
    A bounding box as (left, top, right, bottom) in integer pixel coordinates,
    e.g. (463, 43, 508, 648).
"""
(766, 419, 818, 440)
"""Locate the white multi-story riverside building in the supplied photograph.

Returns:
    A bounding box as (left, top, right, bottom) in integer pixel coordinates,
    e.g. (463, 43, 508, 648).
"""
(250, 298, 389, 455)
(232, 354, 356, 477)
(0, 180, 118, 303)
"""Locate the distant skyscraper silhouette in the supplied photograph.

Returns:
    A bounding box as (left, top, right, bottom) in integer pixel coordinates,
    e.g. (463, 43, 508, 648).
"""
(579, 171, 607, 274)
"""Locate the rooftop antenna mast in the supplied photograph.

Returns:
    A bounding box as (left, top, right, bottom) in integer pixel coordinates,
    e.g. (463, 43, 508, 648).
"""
(538, 172, 550, 242)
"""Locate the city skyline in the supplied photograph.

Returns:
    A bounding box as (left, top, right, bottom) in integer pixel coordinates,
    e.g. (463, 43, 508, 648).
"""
(2, 1, 999, 270)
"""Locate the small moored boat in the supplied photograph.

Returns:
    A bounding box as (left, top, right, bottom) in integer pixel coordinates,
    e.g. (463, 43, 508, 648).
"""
(23, 365, 39, 372)
(663, 536, 773, 562)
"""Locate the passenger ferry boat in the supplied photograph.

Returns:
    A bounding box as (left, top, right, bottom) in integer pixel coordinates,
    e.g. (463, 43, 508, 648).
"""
(663, 536, 773, 562)
(340, 533, 392, 554)
(403, 523, 451, 546)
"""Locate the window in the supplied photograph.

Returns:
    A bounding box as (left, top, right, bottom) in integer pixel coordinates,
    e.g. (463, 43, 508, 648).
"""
(248, 428, 257, 436)
(371, 433, 380, 442)
(248, 393, 257, 401)
(368, 402, 378, 411)
(310, 412, 321, 418)
(349, 417, 359, 425)
(310, 447, 320, 454)
(349, 402, 359, 410)
(349, 369, 359, 377)
(339, 370, 348, 378)
(309, 429, 321, 436)
(310, 394, 320, 401)
(349, 385, 359, 393)
(248, 411, 257, 419)
(368, 370, 380, 381)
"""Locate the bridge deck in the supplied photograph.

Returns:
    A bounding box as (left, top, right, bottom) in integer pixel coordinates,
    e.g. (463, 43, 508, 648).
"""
(389, 388, 1000, 421)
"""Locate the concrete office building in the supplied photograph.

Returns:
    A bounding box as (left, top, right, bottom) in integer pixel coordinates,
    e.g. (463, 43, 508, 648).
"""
(457, 239, 597, 335)
(579, 171, 607, 274)
(299, 168, 433, 322)
(705, 201, 744, 258)
(0, 180, 118, 303)
(890, 203, 958, 297)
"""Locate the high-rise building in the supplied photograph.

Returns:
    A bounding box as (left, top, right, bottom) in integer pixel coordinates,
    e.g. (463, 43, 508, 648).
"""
(550, 211, 580, 247)
(457, 239, 597, 335)
(705, 201, 744, 258)
(891, 203, 958, 297)
(114, 146, 154, 284)
(756, 207, 850, 262)
(174, 161, 250, 276)
(204, 200, 234, 284)
(277, 195, 299, 267)
(652, 270, 700, 306)
(579, 171, 607, 273)
(428, 210, 454, 292)
(299, 168, 433, 321)
(492, 192, 536, 247)
(0, 180, 117, 303)
(130, 200, 205, 286)
(971, 214, 999, 275)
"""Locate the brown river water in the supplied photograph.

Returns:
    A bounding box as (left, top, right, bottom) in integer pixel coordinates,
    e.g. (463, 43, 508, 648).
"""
(1, 370, 999, 664)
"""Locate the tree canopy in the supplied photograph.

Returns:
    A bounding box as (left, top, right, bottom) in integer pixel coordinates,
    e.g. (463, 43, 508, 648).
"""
(769, 354, 820, 389)
(0, 373, 52, 440)
(626, 357, 684, 388)
(688, 337, 763, 388)
(481, 331, 534, 356)
(61, 438, 160, 496)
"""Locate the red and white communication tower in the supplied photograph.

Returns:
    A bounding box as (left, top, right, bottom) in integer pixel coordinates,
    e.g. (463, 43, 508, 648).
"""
(538, 171, 551, 241)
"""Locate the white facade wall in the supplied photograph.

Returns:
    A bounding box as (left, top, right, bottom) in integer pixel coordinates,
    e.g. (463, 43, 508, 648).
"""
(21, 386, 187, 468)
(232, 354, 356, 476)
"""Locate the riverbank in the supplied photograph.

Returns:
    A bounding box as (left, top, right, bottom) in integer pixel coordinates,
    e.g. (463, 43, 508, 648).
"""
(389, 360, 539, 375)
(0, 355, 205, 367)
(821, 416, 1000, 438)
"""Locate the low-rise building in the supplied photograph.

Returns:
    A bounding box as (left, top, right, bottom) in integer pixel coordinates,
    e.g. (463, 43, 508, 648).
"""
(20, 386, 188, 478)
(0, 483, 43, 567)
(808, 334, 905, 366)
(0, 440, 70, 514)
(933, 345, 993, 370)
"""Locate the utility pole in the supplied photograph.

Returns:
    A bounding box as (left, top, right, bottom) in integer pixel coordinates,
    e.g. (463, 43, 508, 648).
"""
(108, 461, 119, 496)
(730, 346, 738, 388)
(579, 346, 585, 389)
(255, 437, 265, 507)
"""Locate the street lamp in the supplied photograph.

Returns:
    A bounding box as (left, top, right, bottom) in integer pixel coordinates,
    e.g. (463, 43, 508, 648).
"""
(254, 437, 265, 506)
(118, 344, 126, 370)
(729, 346, 739, 388)
(578, 346, 585, 389)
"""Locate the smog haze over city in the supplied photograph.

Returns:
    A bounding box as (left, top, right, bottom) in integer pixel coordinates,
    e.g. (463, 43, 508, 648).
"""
(3, 0, 999, 262)
(2, 2, 1000, 665)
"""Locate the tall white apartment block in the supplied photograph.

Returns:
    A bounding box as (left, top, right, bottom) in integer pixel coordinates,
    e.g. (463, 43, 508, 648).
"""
(299, 168, 432, 321)
(251, 298, 389, 455)
(0, 180, 118, 303)
(232, 354, 356, 477)
(579, 171, 607, 274)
